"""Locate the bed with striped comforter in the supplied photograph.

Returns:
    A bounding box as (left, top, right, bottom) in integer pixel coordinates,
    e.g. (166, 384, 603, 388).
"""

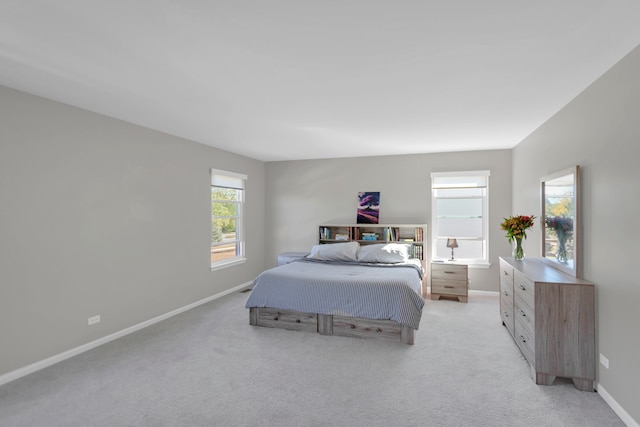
(245, 258, 425, 331)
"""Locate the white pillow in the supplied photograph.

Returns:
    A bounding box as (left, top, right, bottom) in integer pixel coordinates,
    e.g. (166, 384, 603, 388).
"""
(357, 243, 409, 264)
(306, 242, 360, 262)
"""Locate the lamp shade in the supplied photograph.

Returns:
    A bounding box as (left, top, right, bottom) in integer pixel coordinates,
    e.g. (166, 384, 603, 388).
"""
(446, 238, 459, 248)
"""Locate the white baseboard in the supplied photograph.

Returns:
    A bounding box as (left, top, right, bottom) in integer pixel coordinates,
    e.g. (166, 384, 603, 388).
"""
(0, 281, 253, 387)
(469, 290, 500, 296)
(597, 383, 638, 427)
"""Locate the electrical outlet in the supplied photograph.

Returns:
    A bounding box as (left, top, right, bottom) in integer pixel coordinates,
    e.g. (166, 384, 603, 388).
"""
(600, 353, 609, 369)
(88, 315, 101, 326)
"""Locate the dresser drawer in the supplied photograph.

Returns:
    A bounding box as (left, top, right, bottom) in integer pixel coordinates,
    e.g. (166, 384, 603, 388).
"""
(500, 276, 513, 297)
(499, 258, 514, 287)
(500, 291, 515, 337)
(514, 295, 535, 339)
(500, 279, 514, 300)
(332, 315, 405, 341)
(431, 263, 468, 281)
(432, 279, 467, 296)
(514, 320, 535, 367)
(514, 270, 535, 308)
(251, 308, 318, 332)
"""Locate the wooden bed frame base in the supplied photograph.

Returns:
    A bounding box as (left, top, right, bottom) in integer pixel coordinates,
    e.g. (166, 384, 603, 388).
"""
(249, 307, 415, 345)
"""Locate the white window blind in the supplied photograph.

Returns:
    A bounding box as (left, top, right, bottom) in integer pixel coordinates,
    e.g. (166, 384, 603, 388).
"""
(431, 171, 490, 264)
(211, 171, 246, 189)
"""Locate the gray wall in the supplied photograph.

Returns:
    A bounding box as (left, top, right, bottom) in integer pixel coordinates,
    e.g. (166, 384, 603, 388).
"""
(265, 150, 512, 292)
(512, 45, 640, 422)
(0, 86, 266, 376)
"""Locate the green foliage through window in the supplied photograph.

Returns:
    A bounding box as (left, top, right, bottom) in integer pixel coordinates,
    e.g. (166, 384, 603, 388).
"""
(211, 170, 245, 266)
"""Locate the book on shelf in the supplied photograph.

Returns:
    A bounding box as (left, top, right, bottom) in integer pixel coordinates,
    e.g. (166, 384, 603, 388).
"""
(335, 233, 349, 241)
(385, 227, 400, 241)
(409, 244, 423, 260)
(319, 227, 331, 240)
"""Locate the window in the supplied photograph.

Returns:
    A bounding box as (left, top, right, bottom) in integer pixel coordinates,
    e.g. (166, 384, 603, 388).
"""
(431, 171, 490, 265)
(211, 169, 247, 269)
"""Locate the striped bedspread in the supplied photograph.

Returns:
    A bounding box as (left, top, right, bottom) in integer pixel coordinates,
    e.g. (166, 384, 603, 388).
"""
(245, 259, 425, 329)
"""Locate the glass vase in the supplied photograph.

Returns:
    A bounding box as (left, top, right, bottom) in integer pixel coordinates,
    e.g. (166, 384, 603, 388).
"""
(556, 235, 568, 263)
(512, 237, 525, 261)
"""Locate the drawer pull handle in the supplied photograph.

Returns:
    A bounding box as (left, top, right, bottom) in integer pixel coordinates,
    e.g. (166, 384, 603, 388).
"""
(503, 271, 508, 275)
(519, 309, 526, 317)
(273, 317, 279, 321)
(519, 335, 527, 343)
(376, 328, 382, 333)
(444, 271, 455, 274)
(503, 311, 510, 318)
(350, 324, 356, 329)
(295, 319, 301, 323)
(519, 284, 526, 291)
(444, 285, 455, 289)
(504, 290, 510, 296)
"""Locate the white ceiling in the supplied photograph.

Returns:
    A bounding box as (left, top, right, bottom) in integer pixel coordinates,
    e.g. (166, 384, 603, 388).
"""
(2, 1, 640, 162)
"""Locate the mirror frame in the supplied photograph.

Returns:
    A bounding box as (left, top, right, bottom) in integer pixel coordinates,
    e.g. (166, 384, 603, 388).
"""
(540, 165, 581, 277)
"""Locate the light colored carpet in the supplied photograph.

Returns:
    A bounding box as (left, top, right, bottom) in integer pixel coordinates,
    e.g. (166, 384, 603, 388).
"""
(0, 291, 623, 427)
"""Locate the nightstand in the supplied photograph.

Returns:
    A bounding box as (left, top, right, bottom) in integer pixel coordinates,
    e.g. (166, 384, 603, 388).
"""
(430, 262, 469, 303)
(277, 252, 309, 266)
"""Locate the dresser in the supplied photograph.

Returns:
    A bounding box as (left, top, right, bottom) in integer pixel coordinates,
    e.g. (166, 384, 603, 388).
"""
(430, 262, 468, 303)
(499, 257, 595, 391)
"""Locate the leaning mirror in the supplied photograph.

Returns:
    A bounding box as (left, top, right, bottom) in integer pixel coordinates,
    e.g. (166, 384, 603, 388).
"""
(541, 165, 580, 277)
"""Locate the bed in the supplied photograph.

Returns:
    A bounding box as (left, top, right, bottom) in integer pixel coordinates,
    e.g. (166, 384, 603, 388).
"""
(245, 241, 425, 345)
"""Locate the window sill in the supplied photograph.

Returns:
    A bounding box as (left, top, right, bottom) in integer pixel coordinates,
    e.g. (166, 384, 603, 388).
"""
(211, 257, 247, 271)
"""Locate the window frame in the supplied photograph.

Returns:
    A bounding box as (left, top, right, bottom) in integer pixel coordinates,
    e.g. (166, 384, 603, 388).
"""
(431, 170, 490, 267)
(211, 169, 247, 270)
